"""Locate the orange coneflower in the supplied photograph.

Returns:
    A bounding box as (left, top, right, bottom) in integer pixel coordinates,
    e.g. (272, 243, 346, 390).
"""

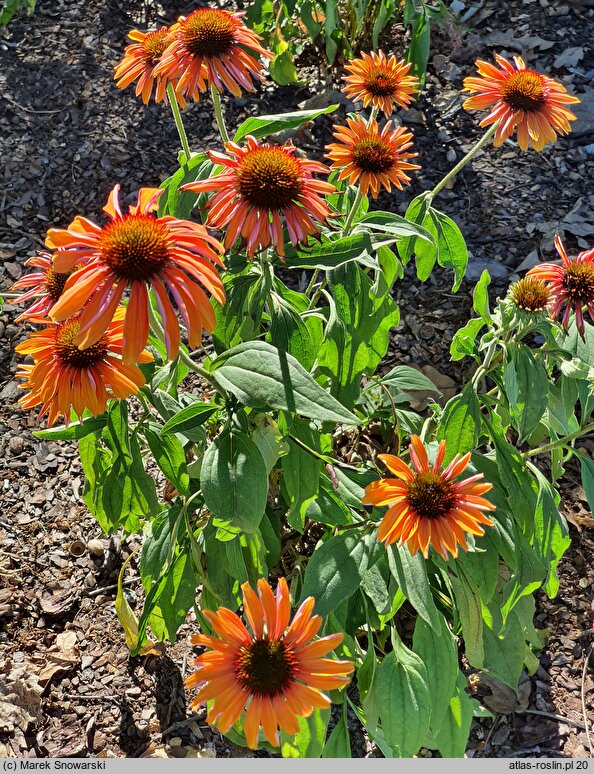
(11, 252, 78, 323)
(362, 435, 495, 560)
(185, 578, 354, 750)
(527, 233, 594, 337)
(325, 115, 420, 198)
(154, 9, 272, 100)
(508, 276, 550, 314)
(114, 28, 177, 105)
(46, 184, 225, 364)
(16, 307, 152, 427)
(181, 136, 335, 258)
(462, 54, 580, 151)
(343, 51, 419, 116)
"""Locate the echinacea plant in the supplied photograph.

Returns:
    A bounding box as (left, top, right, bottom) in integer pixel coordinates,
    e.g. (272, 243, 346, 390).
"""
(12, 8, 591, 758)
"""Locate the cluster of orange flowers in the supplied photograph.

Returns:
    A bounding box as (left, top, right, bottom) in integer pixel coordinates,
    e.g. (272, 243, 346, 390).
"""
(13, 186, 226, 425)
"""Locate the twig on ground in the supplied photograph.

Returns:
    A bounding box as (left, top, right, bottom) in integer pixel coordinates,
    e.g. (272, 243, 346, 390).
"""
(581, 644, 593, 756)
(86, 578, 139, 598)
(1, 91, 65, 115)
(516, 709, 586, 730)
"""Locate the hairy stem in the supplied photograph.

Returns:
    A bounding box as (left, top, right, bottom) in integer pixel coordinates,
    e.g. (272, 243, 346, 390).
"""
(523, 420, 594, 459)
(167, 83, 192, 162)
(210, 85, 230, 144)
(429, 123, 498, 201)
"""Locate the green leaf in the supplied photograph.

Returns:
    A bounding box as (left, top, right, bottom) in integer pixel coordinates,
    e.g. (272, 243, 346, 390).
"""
(158, 152, 210, 220)
(288, 233, 374, 270)
(251, 415, 287, 475)
(449, 567, 484, 668)
(430, 209, 469, 291)
(138, 551, 197, 643)
(374, 633, 431, 757)
(211, 341, 358, 425)
(357, 211, 435, 243)
(379, 365, 440, 395)
(432, 672, 474, 757)
(200, 430, 268, 532)
(406, 6, 430, 81)
(322, 705, 351, 758)
(280, 708, 331, 758)
(437, 383, 482, 463)
(300, 530, 374, 615)
(33, 416, 107, 440)
(270, 293, 316, 370)
(387, 544, 442, 631)
(143, 426, 189, 496)
(450, 318, 486, 361)
(160, 402, 218, 436)
(413, 613, 458, 735)
(234, 105, 338, 143)
(504, 345, 549, 442)
(579, 452, 594, 521)
(268, 41, 299, 85)
(281, 417, 321, 532)
(305, 480, 353, 527)
(473, 269, 492, 322)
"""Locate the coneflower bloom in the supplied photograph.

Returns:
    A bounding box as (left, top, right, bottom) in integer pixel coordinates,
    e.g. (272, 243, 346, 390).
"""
(462, 54, 580, 151)
(16, 307, 151, 427)
(185, 578, 354, 749)
(47, 185, 225, 364)
(509, 276, 550, 314)
(154, 9, 272, 100)
(182, 136, 335, 258)
(11, 252, 78, 323)
(527, 233, 594, 336)
(343, 51, 420, 116)
(325, 115, 420, 198)
(114, 28, 177, 105)
(362, 435, 495, 560)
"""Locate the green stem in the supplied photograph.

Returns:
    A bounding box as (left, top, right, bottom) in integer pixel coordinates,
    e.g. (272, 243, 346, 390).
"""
(210, 85, 230, 144)
(343, 186, 363, 237)
(429, 123, 498, 202)
(523, 421, 594, 459)
(308, 276, 328, 309)
(167, 83, 191, 163)
(305, 268, 320, 298)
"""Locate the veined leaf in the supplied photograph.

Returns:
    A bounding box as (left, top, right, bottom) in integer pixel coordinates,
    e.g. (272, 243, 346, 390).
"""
(234, 105, 338, 142)
(210, 341, 358, 425)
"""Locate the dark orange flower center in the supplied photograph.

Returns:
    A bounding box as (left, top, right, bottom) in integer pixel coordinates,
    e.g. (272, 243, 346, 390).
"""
(143, 29, 171, 66)
(406, 471, 456, 521)
(237, 147, 303, 211)
(351, 136, 396, 174)
(181, 9, 237, 58)
(46, 266, 76, 302)
(501, 70, 547, 112)
(562, 262, 594, 304)
(234, 637, 296, 698)
(364, 67, 399, 97)
(55, 318, 108, 369)
(510, 277, 550, 312)
(100, 214, 170, 282)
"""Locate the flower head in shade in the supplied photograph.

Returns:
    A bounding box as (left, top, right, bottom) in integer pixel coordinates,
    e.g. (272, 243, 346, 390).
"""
(462, 55, 580, 151)
(154, 9, 272, 100)
(11, 252, 79, 324)
(46, 185, 225, 364)
(182, 136, 335, 258)
(508, 276, 550, 314)
(114, 28, 176, 105)
(325, 115, 420, 199)
(362, 435, 495, 560)
(185, 578, 354, 750)
(16, 307, 152, 427)
(527, 233, 594, 337)
(343, 51, 419, 116)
